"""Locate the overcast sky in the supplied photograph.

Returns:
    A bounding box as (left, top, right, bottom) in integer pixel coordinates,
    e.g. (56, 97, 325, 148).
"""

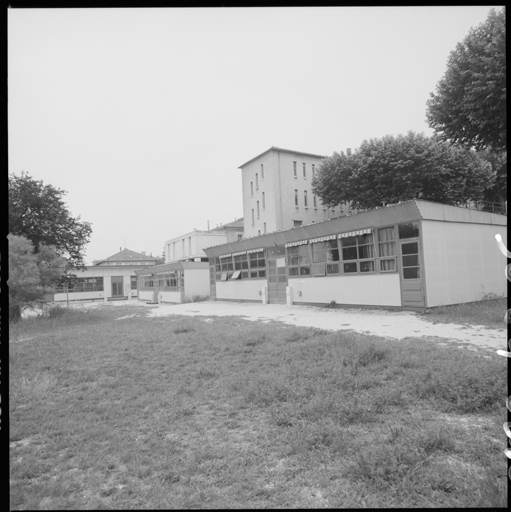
(8, 6, 501, 264)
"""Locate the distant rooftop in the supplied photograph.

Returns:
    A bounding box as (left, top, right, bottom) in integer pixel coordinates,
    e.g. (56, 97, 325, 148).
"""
(94, 248, 160, 266)
(238, 146, 328, 169)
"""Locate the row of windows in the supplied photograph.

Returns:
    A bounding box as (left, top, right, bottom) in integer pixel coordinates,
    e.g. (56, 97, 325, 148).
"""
(139, 271, 183, 290)
(55, 277, 105, 293)
(293, 161, 316, 179)
(213, 251, 266, 281)
(211, 222, 420, 281)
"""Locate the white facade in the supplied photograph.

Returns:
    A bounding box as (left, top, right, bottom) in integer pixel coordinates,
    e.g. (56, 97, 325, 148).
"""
(239, 147, 350, 239)
(421, 220, 506, 307)
(164, 221, 244, 263)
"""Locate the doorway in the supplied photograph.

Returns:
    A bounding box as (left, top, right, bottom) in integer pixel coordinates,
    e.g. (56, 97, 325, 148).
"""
(399, 240, 425, 307)
(111, 276, 124, 298)
(267, 245, 287, 304)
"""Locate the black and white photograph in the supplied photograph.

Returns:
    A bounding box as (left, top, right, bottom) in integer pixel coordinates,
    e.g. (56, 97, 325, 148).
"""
(8, 5, 508, 509)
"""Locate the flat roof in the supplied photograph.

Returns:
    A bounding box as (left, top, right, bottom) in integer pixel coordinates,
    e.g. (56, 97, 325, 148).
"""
(203, 199, 507, 258)
(238, 146, 328, 169)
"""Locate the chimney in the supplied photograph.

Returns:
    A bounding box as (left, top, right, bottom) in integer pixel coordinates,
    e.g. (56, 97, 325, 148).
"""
(346, 148, 352, 156)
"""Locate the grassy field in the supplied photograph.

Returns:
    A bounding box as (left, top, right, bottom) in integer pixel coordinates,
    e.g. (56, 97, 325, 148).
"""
(422, 295, 507, 329)
(10, 303, 507, 509)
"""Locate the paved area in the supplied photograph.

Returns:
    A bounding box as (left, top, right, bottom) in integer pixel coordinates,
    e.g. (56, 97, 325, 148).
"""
(65, 299, 506, 353)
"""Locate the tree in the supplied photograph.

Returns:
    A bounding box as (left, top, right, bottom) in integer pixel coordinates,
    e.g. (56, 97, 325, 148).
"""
(8, 234, 67, 321)
(312, 132, 495, 211)
(9, 172, 92, 269)
(426, 8, 506, 152)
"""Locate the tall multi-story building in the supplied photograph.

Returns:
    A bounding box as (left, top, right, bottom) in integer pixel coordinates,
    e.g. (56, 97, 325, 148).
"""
(239, 146, 350, 238)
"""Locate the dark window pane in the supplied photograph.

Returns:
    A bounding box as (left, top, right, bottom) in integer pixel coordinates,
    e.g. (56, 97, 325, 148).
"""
(300, 266, 311, 276)
(401, 242, 418, 255)
(358, 244, 374, 259)
(402, 255, 419, 267)
(360, 260, 374, 272)
(258, 270, 266, 278)
(343, 262, 357, 273)
(289, 267, 299, 276)
(342, 247, 358, 260)
(403, 267, 420, 279)
(341, 236, 357, 247)
(398, 222, 419, 239)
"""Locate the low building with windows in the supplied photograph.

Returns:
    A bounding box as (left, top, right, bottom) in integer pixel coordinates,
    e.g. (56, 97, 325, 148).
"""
(203, 200, 507, 309)
(53, 248, 161, 302)
(134, 261, 210, 303)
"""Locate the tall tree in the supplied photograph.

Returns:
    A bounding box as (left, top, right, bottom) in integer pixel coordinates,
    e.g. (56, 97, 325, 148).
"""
(9, 172, 92, 269)
(312, 132, 495, 211)
(8, 234, 67, 321)
(426, 8, 506, 152)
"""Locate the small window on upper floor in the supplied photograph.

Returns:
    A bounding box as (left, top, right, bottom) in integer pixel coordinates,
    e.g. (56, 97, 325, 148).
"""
(294, 189, 299, 206)
(303, 163, 306, 178)
(312, 164, 315, 178)
(294, 220, 303, 228)
(293, 161, 297, 177)
(255, 173, 259, 189)
(261, 163, 264, 180)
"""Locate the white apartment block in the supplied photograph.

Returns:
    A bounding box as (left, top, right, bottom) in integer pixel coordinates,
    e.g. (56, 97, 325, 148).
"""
(164, 219, 244, 263)
(239, 146, 349, 238)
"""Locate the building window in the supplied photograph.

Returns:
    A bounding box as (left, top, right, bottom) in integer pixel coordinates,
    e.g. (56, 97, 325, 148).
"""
(55, 277, 104, 293)
(294, 189, 299, 206)
(398, 222, 419, 239)
(304, 190, 308, 207)
(287, 245, 311, 276)
(311, 239, 340, 275)
(264, 222, 267, 234)
(251, 209, 255, 226)
(293, 161, 297, 177)
(250, 181, 253, 196)
(312, 164, 315, 178)
(249, 251, 266, 278)
(377, 226, 397, 272)
(255, 173, 259, 189)
(131, 276, 137, 290)
(401, 242, 420, 279)
(303, 162, 306, 178)
(258, 230, 261, 235)
(237, 234, 243, 240)
(220, 256, 234, 280)
(257, 200, 260, 218)
(294, 220, 302, 227)
(262, 191, 265, 210)
(340, 233, 375, 273)
(261, 163, 264, 180)
(234, 253, 249, 279)
(313, 195, 317, 208)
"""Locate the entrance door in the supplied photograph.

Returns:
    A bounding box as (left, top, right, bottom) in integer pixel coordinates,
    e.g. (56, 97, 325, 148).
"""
(111, 276, 124, 298)
(399, 240, 425, 307)
(267, 245, 287, 304)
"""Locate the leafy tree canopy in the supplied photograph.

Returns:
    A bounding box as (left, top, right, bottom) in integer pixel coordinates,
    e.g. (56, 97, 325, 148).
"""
(312, 132, 495, 211)
(9, 172, 92, 269)
(426, 8, 506, 152)
(8, 234, 67, 321)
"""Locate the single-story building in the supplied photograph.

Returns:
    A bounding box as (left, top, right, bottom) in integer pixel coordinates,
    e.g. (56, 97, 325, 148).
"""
(202, 199, 507, 309)
(134, 261, 210, 304)
(54, 248, 161, 302)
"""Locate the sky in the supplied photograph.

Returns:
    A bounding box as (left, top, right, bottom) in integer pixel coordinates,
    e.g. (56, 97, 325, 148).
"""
(8, 6, 502, 264)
